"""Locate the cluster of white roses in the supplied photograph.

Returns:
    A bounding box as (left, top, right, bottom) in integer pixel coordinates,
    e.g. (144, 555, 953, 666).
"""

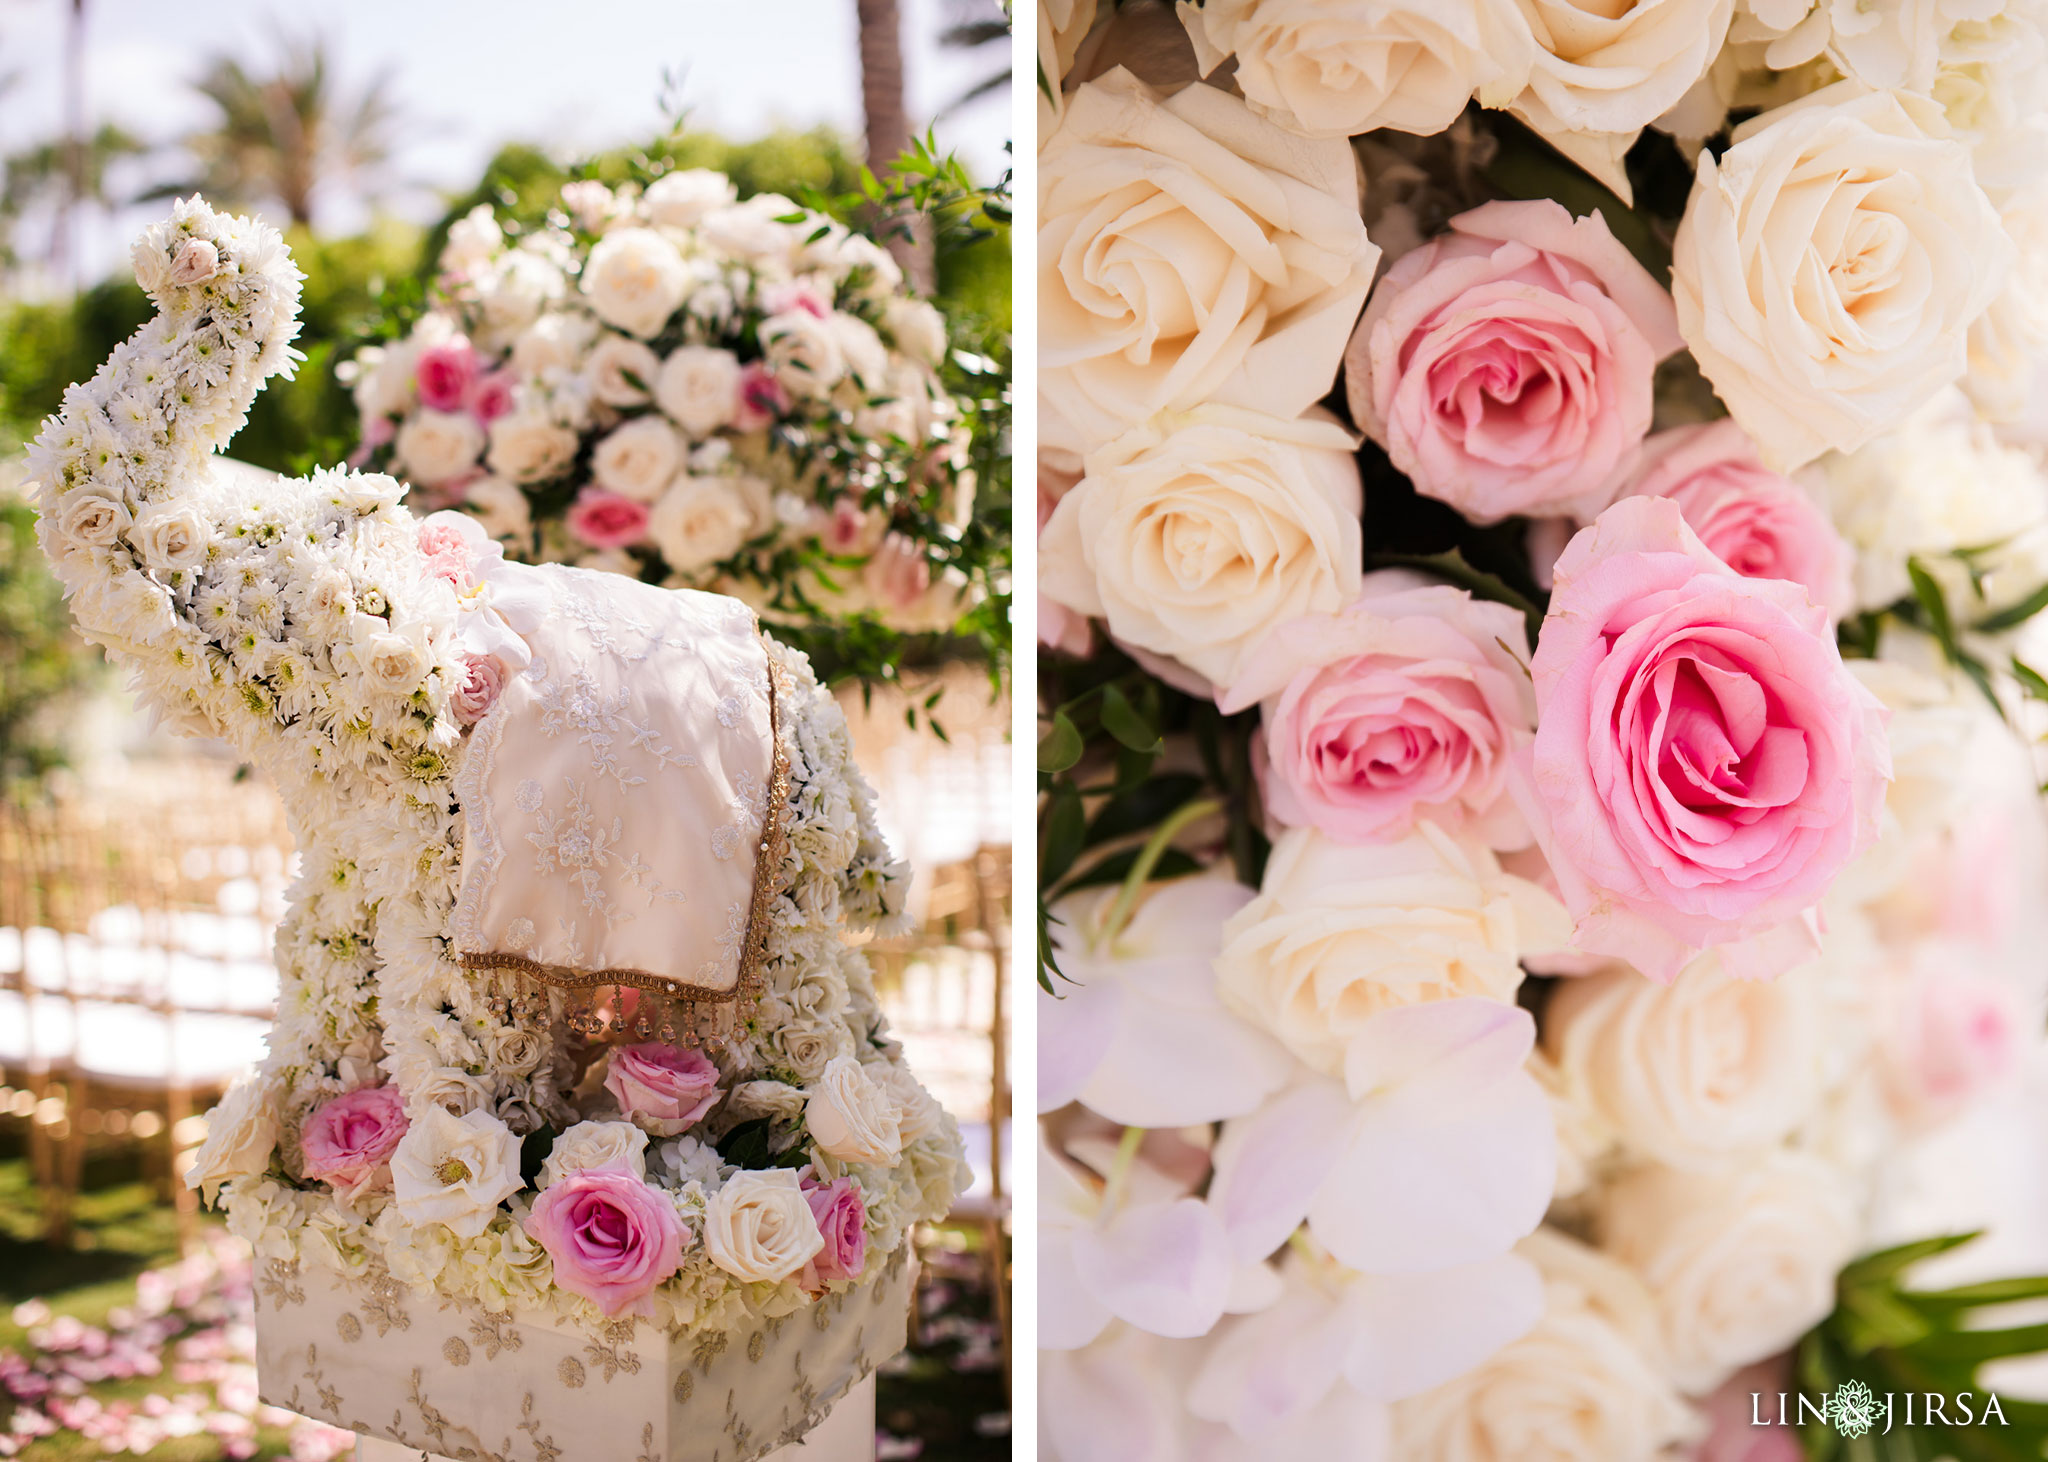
(30, 197, 967, 1341)
(345, 170, 976, 634)
(1039, 3, 2048, 1459)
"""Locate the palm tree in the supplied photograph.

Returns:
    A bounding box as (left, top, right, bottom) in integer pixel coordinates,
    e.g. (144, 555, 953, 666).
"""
(939, 0, 1010, 117)
(855, 0, 933, 290)
(163, 36, 399, 229)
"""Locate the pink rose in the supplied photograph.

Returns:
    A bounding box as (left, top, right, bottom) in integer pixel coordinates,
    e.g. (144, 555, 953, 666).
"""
(818, 495, 885, 556)
(525, 1167, 688, 1317)
(1528, 496, 1889, 982)
(762, 280, 830, 319)
(800, 1176, 868, 1289)
(1345, 199, 1681, 524)
(604, 1044, 722, 1136)
(1218, 573, 1535, 848)
(466, 369, 517, 423)
(1882, 959, 2021, 1130)
(452, 655, 505, 726)
(169, 239, 219, 287)
(1612, 421, 1854, 621)
(417, 519, 474, 590)
(299, 1086, 408, 1200)
(863, 533, 930, 610)
(415, 338, 480, 414)
(565, 487, 650, 550)
(733, 362, 789, 431)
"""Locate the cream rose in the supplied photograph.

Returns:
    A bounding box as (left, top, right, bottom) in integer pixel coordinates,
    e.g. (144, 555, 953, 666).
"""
(1965, 183, 2048, 421)
(1216, 822, 1569, 1076)
(701, 1169, 826, 1283)
(1599, 1156, 1859, 1393)
(882, 296, 948, 367)
(654, 346, 741, 438)
(758, 311, 846, 398)
(805, 1055, 903, 1166)
(129, 501, 210, 574)
(339, 627, 431, 699)
(1038, 408, 1363, 690)
(464, 474, 532, 542)
(583, 333, 663, 408)
(538, 1119, 650, 1190)
(1178, 0, 1535, 139)
(875, 1064, 944, 1144)
(648, 474, 754, 573)
(47, 489, 132, 554)
(185, 1075, 280, 1202)
(589, 416, 683, 503)
(486, 411, 579, 485)
(1037, 0, 1099, 132)
(1543, 957, 1824, 1170)
(1509, 0, 1731, 140)
(389, 1106, 524, 1239)
(1039, 68, 1379, 455)
(641, 168, 737, 229)
(1673, 84, 2011, 471)
(1394, 1229, 1700, 1462)
(509, 313, 596, 377)
(581, 226, 689, 339)
(395, 409, 485, 486)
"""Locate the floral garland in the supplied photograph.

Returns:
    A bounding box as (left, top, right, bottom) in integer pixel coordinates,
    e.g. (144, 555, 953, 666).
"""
(29, 197, 968, 1344)
(1037, 3, 2048, 1459)
(343, 168, 986, 648)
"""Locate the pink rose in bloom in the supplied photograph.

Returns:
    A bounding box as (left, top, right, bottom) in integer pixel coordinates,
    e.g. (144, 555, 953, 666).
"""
(1345, 199, 1682, 524)
(525, 1167, 688, 1317)
(452, 655, 505, 726)
(1218, 572, 1535, 848)
(604, 1044, 722, 1135)
(565, 487, 650, 549)
(1882, 959, 2022, 1130)
(863, 532, 931, 610)
(762, 280, 830, 318)
(818, 495, 884, 556)
(298, 1086, 408, 1199)
(733, 362, 790, 431)
(1613, 420, 1854, 621)
(414, 338, 479, 413)
(416, 519, 474, 590)
(466, 369, 518, 423)
(1528, 496, 1890, 982)
(800, 1176, 868, 1289)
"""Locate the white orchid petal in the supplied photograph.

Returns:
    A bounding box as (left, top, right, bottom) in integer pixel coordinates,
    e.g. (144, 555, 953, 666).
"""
(1342, 998, 1536, 1105)
(1224, 1259, 1284, 1314)
(1187, 1282, 1350, 1436)
(1043, 1328, 1194, 1462)
(1208, 1079, 1350, 1263)
(1041, 1227, 1115, 1351)
(1339, 1253, 1545, 1400)
(1072, 1196, 1234, 1339)
(1038, 972, 1121, 1112)
(1082, 989, 1297, 1126)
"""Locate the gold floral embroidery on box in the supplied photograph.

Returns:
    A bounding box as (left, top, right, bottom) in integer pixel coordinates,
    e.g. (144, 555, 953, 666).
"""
(258, 1259, 305, 1310)
(469, 1308, 523, 1359)
(518, 1393, 563, 1462)
(558, 1355, 586, 1388)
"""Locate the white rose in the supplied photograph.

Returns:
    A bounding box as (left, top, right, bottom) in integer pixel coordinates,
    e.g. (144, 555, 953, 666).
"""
(185, 1076, 280, 1202)
(1037, 0, 1099, 132)
(654, 346, 741, 438)
(1543, 956, 1824, 1170)
(647, 475, 754, 573)
(874, 1063, 944, 1143)
(700, 1169, 826, 1283)
(1039, 69, 1378, 455)
(462, 474, 532, 543)
(129, 500, 210, 574)
(641, 168, 737, 229)
(1216, 823, 1569, 1077)
(805, 1054, 902, 1166)
(830, 313, 888, 389)
(486, 411, 579, 484)
(1508, 0, 1731, 139)
(1965, 183, 2048, 421)
(389, 1105, 523, 1239)
(582, 333, 662, 408)
(395, 409, 485, 486)
(725, 1080, 810, 1124)
(349, 341, 419, 420)
(1599, 1155, 1859, 1393)
(1178, 0, 1535, 139)
(1673, 84, 2011, 471)
(49, 488, 133, 553)
(1394, 1229, 1701, 1462)
(510, 312, 596, 376)
(882, 296, 947, 367)
(537, 1119, 650, 1190)
(700, 195, 802, 271)
(1038, 407, 1363, 689)
(340, 626, 431, 698)
(758, 310, 845, 398)
(589, 416, 683, 503)
(480, 250, 565, 337)
(441, 205, 502, 274)
(581, 226, 689, 338)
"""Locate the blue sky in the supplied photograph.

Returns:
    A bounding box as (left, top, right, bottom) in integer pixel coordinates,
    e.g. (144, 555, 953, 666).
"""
(0, 0, 1011, 285)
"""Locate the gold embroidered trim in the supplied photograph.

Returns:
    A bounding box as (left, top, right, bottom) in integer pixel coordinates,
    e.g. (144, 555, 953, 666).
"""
(454, 627, 792, 1006)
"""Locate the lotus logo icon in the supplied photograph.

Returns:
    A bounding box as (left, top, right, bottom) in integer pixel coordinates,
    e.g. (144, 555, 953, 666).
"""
(1826, 1381, 1879, 1439)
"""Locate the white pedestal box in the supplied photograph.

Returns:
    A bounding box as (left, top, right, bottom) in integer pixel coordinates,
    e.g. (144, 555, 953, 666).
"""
(254, 1248, 910, 1462)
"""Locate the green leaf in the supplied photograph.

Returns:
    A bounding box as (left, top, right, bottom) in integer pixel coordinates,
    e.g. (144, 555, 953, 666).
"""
(1054, 845, 1203, 897)
(1038, 710, 1084, 773)
(1100, 682, 1163, 754)
(2011, 658, 2048, 702)
(1087, 773, 1205, 849)
(1907, 558, 1958, 651)
(1373, 548, 1544, 646)
(1841, 1232, 1984, 1289)
(1974, 581, 2048, 634)
(1039, 781, 1086, 889)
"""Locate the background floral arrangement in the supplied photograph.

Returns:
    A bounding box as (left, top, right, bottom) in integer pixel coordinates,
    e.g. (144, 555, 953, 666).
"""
(344, 142, 1013, 697)
(1036, 2, 2048, 1459)
(28, 198, 969, 1347)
